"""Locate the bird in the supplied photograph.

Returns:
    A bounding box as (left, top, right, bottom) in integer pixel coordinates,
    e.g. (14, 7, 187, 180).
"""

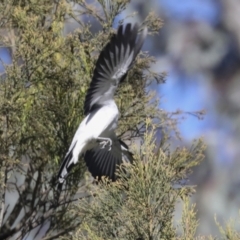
(57, 23, 147, 185)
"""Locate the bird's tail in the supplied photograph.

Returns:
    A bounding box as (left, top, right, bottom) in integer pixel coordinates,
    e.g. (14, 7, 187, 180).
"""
(57, 142, 77, 185)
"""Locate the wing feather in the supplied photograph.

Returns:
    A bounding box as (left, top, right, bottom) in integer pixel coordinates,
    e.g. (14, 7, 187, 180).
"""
(84, 138, 122, 181)
(84, 23, 147, 115)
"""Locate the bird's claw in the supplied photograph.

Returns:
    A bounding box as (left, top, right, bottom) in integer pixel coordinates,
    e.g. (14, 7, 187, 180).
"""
(99, 139, 112, 151)
(99, 141, 108, 149)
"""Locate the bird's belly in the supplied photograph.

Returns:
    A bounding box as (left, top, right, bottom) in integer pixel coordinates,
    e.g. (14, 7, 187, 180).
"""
(99, 118, 118, 137)
(82, 106, 119, 139)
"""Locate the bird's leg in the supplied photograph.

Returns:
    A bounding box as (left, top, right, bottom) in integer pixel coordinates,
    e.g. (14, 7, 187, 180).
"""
(96, 137, 112, 151)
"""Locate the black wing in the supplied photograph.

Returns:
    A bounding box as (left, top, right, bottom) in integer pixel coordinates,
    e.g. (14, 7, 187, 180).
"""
(84, 138, 133, 181)
(84, 23, 147, 115)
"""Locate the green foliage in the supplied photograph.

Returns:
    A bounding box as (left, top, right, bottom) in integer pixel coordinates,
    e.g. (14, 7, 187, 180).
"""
(71, 120, 205, 240)
(0, 0, 237, 240)
(214, 213, 240, 240)
(0, 1, 166, 239)
(178, 197, 199, 240)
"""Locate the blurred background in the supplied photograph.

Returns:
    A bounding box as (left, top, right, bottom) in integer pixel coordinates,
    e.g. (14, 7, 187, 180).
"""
(128, 0, 240, 236)
(1, 0, 240, 237)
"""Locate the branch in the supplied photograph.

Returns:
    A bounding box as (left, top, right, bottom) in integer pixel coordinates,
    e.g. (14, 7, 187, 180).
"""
(42, 226, 76, 240)
(0, 165, 8, 227)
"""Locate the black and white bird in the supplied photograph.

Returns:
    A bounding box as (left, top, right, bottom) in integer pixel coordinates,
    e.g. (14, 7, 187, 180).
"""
(57, 23, 147, 184)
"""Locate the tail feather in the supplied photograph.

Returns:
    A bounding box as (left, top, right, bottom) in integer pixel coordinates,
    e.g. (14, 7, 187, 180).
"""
(57, 141, 77, 183)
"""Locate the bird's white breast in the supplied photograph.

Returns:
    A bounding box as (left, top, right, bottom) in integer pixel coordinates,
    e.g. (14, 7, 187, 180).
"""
(81, 101, 119, 140)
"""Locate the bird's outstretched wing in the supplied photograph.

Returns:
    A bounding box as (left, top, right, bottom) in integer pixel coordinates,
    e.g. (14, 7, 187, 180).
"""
(84, 23, 147, 115)
(84, 135, 133, 181)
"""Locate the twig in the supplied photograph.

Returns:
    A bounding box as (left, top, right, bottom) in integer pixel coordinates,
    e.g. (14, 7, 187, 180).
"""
(0, 165, 8, 227)
(41, 226, 76, 240)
